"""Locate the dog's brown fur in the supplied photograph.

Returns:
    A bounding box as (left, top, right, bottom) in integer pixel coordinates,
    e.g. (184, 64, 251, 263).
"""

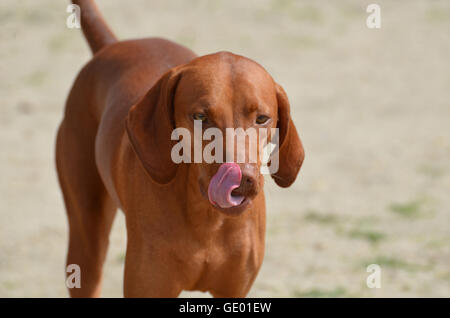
(56, 0, 304, 297)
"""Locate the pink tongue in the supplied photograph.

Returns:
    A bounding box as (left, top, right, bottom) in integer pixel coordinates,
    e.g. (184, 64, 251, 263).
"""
(208, 163, 245, 209)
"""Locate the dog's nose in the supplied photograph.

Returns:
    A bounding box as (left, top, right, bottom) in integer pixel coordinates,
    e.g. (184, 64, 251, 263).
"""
(242, 173, 255, 188)
(233, 164, 259, 197)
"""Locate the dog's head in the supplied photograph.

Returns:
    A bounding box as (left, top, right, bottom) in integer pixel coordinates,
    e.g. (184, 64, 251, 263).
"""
(126, 52, 304, 215)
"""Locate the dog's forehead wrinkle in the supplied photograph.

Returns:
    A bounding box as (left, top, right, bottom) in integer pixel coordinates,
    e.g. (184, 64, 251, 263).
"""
(178, 53, 275, 127)
(188, 52, 269, 84)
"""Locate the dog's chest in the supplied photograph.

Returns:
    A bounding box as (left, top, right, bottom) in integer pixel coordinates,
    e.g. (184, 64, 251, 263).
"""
(186, 227, 264, 293)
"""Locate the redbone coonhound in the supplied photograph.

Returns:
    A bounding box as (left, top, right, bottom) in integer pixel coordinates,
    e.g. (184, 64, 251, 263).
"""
(56, 0, 304, 297)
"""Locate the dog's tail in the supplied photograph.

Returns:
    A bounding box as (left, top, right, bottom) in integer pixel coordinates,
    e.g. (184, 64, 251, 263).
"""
(72, 0, 117, 54)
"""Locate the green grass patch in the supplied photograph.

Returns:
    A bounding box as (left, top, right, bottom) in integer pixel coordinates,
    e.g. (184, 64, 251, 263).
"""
(271, 1, 322, 24)
(437, 272, 450, 281)
(290, 5, 322, 24)
(116, 252, 126, 263)
(418, 164, 444, 178)
(363, 256, 422, 272)
(2, 281, 17, 290)
(25, 70, 47, 87)
(348, 229, 385, 244)
(176, 33, 196, 48)
(426, 7, 450, 23)
(339, 4, 362, 19)
(354, 216, 379, 226)
(18, 7, 49, 24)
(271, 0, 295, 12)
(281, 34, 319, 49)
(425, 238, 448, 249)
(304, 210, 340, 224)
(48, 33, 72, 52)
(389, 200, 423, 218)
(293, 286, 347, 298)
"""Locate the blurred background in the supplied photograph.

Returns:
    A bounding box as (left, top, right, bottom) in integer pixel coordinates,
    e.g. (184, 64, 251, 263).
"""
(0, 0, 449, 297)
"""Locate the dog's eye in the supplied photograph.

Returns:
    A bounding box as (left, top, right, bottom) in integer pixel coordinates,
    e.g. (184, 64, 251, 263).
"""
(193, 113, 207, 122)
(256, 115, 270, 125)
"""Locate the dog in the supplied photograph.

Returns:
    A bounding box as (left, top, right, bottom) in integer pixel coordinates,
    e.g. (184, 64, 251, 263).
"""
(56, 0, 304, 297)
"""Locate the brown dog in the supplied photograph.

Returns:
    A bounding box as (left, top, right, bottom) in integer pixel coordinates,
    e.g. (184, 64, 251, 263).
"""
(56, 0, 304, 297)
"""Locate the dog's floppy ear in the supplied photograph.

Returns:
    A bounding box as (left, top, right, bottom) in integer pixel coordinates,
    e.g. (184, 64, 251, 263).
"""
(126, 67, 183, 184)
(270, 83, 305, 188)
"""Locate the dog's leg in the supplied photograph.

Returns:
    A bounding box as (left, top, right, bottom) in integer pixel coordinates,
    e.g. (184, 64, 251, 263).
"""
(56, 118, 117, 297)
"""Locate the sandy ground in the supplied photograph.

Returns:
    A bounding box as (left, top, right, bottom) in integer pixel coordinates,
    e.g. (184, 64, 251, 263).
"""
(0, 0, 449, 297)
